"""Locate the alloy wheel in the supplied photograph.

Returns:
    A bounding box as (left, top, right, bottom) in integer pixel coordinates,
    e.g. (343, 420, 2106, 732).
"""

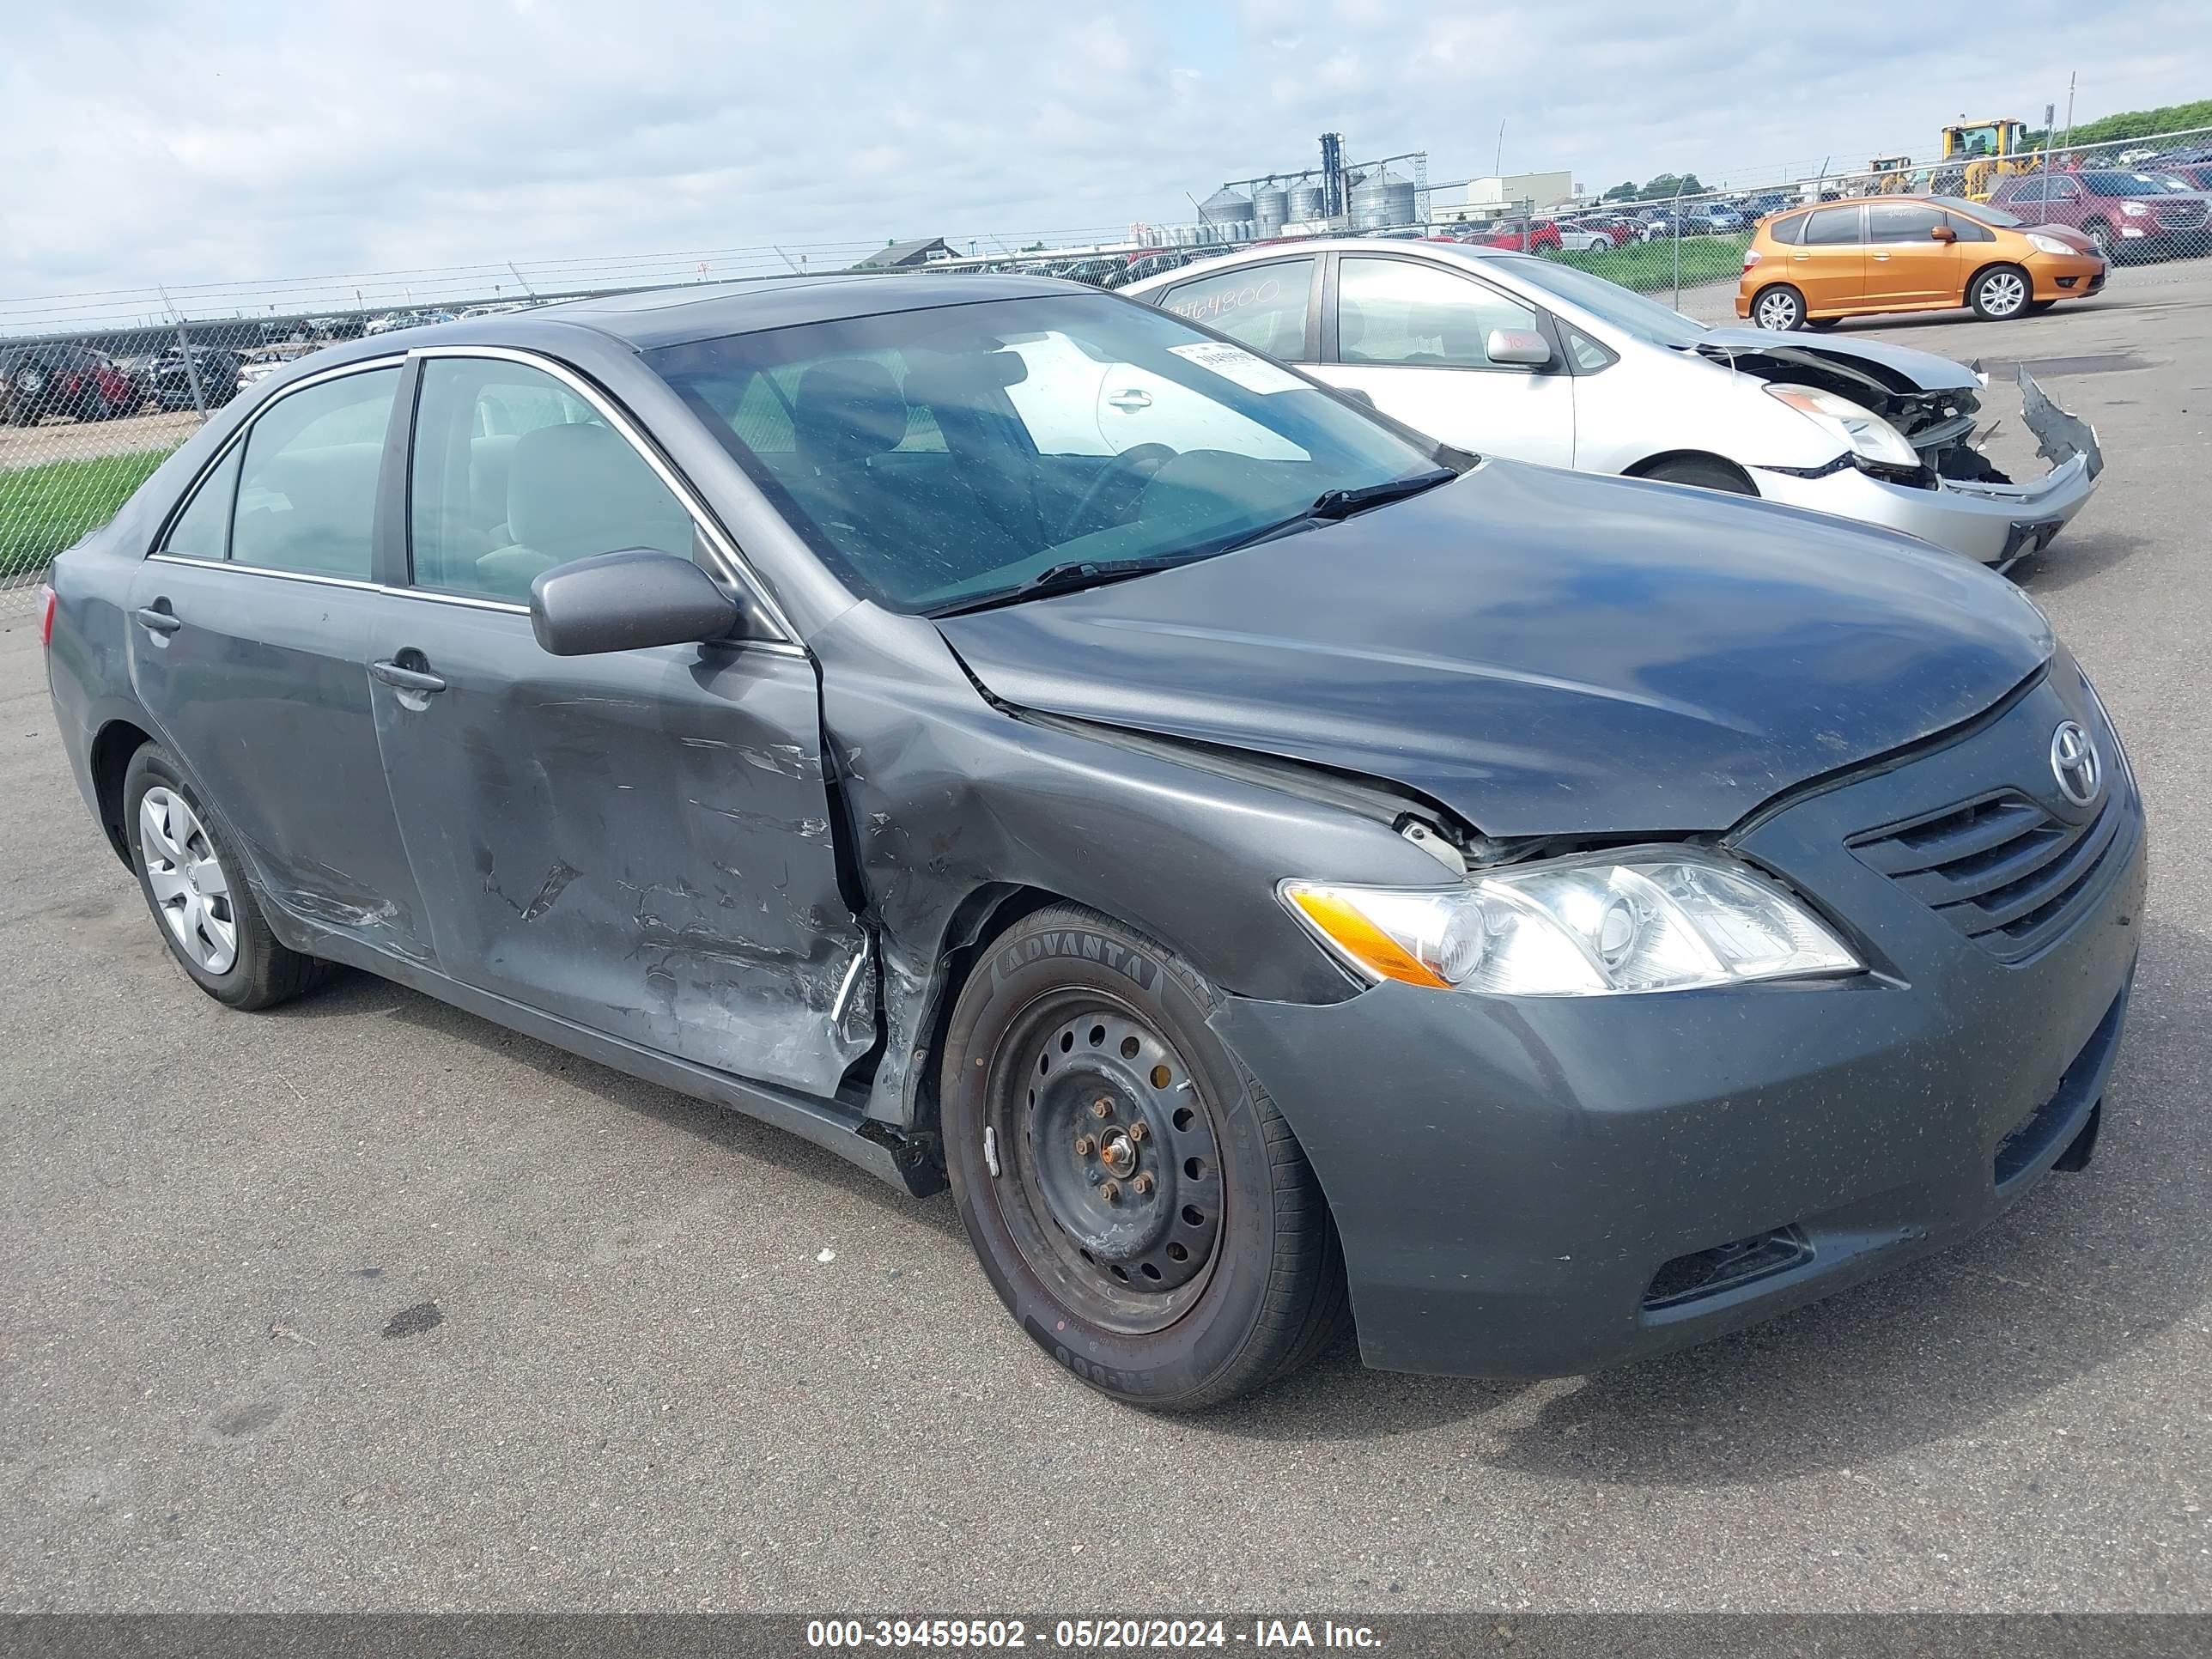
(1981, 270, 2028, 317)
(990, 995, 1224, 1334)
(1753, 290, 1801, 331)
(139, 787, 238, 974)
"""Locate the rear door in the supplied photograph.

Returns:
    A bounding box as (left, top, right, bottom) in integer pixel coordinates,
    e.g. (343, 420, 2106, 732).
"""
(127, 360, 435, 961)
(1863, 201, 1963, 308)
(1312, 252, 1575, 465)
(1149, 257, 1320, 362)
(1782, 205, 1866, 314)
(363, 349, 872, 1097)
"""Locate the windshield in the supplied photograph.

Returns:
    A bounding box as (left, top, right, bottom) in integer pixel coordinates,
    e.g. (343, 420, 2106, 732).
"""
(653, 293, 1444, 616)
(1931, 194, 2021, 228)
(1483, 253, 1706, 349)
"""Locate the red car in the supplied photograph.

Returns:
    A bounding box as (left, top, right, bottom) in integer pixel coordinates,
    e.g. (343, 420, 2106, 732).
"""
(1985, 168, 2211, 263)
(0, 344, 146, 424)
(1466, 219, 1563, 253)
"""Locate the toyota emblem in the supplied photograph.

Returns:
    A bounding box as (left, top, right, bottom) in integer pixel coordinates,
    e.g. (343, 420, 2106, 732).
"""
(2050, 720, 2100, 808)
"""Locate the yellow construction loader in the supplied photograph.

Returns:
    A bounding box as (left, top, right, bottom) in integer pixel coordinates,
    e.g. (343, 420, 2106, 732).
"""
(1940, 118, 2040, 200)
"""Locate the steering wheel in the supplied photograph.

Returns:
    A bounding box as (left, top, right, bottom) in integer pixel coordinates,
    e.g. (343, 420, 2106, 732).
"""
(1057, 443, 1177, 542)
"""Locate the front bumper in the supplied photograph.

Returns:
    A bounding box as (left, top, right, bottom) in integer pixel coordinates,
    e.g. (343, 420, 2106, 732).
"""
(1215, 668, 2145, 1378)
(2027, 251, 2107, 298)
(1752, 369, 2101, 565)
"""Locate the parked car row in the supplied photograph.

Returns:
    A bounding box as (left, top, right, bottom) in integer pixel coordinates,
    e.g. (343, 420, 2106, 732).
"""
(40, 268, 2140, 1411)
(0, 344, 149, 424)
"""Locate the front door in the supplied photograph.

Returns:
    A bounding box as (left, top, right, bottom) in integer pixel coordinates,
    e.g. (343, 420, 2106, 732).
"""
(1310, 253, 1576, 465)
(128, 362, 435, 962)
(1863, 200, 1963, 309)
(365, 352, 872, 1097)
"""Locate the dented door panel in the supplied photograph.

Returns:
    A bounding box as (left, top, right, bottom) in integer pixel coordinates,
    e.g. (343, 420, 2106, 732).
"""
(365, 594, 870, 1096)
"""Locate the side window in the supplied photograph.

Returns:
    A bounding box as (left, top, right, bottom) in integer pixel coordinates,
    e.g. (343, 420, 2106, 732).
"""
(1337, 258, 1542, 370)
(2006, 179, 2045, 204)
(228, 368, 400, 579)
(1803, 207, 1863, 246)
(159, 446, 243, 562)
(1866, 204, 1946, 243)
(1766, 213, 1807, 246)
(410, 358, 697, 604)
(1155, 258, 1316, 359)
(1944, 211, 1996, 244)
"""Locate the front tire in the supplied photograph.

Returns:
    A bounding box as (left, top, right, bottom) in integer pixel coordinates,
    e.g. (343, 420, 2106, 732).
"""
(941, 903, 1348, 1410)
(125, 743, 328, 1010)
(1969, 264, 2033, 321)
(1639, 455, 1758, 495)
(1751, 283, 1806, 331)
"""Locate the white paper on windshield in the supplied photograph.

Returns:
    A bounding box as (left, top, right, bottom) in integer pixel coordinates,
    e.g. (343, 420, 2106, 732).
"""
(1166, 341, 1309, 396)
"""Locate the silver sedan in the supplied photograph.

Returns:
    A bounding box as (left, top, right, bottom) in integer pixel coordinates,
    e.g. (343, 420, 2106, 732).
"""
(1124, 238, 2100, 566)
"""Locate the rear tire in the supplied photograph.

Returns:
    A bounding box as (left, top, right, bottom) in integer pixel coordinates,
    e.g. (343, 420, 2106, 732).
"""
(1751, 284, 1806, 331)
(124, 743, 330, 1011)
(1638, 455, 1758, 496)
(1969, 264, 2033, 321)
(941, 902, 1349, 1410)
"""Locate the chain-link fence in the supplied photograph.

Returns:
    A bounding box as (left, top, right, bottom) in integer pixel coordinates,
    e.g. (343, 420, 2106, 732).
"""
(6, 125, 2208, 606)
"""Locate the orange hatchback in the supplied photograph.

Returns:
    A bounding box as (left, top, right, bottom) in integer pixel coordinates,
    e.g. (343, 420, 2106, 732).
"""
(1737, 194, 2105, 330)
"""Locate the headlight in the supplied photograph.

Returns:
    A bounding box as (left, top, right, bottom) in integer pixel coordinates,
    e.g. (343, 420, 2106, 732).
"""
(2121, 203, 2148, 218)
(2027, 232, 2076, 256)
(1282, 848, 1861, 997)
(1765, 383, 1921, 469)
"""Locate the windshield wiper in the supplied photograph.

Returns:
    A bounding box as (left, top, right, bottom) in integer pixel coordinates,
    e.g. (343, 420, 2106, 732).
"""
(1306, 467, 1459, 520)
(929, 556, 1193, 617)
(1213, 467, 1462, 556)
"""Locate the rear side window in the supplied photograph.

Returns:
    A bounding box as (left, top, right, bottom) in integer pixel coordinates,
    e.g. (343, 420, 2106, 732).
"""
(1766, 213, 1807, 246)
(160, 447, 243, 562)
(229, 368, 400, 580)
(1804, 207, 1863, 246)
(1155, 258, 1316, 360)
(410, 358, 697, 605)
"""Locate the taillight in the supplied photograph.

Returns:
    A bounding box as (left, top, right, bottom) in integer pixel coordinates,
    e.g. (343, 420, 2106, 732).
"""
(1743, 248, 1763, 269)
(39, 586, 57, 649)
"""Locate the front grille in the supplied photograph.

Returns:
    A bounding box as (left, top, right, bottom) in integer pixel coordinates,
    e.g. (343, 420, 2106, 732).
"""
(2155, 204, 2205, 230)
(1849, 788, 2125, 963)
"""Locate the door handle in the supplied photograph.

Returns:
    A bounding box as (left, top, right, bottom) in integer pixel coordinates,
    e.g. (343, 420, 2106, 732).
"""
(370, 659, 447, 694)
(1105, 388, 1152, 410)
(133, 605, 182, 635)
(1872, 252, 1892, 261)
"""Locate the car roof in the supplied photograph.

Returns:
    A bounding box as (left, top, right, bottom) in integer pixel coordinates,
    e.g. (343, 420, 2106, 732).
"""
(1121, 235, 1528, 296)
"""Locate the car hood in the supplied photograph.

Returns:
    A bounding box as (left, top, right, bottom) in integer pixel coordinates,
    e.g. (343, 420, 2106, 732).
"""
(1695, 326, 1983, 393)
(934, 462, 2051, 838)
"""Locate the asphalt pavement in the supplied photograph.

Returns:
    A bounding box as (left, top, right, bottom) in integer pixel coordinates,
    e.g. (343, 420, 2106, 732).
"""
(3, 269, 2209, 1614)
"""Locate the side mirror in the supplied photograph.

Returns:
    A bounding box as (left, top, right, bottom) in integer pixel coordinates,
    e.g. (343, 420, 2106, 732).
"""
(1338, 387, 1378, 410)
(530, 549, 748, 657)
(1930, 223, 1958, 243)
(1486, 328, 1554, 368)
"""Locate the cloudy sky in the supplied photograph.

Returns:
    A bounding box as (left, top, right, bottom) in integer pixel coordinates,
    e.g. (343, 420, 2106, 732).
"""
(2, 0, 2200, 320)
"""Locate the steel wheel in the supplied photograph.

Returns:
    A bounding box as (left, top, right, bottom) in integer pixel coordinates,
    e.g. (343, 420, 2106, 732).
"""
(1753, 287, 1803, 331)
(988, 992, 1224, 1334)
(138, 786, 238, 974)
(1978, 269, 2028, 319)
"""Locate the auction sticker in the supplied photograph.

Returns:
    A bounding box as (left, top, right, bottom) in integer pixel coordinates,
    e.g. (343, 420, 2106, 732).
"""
(1166, 341, 1309, 397)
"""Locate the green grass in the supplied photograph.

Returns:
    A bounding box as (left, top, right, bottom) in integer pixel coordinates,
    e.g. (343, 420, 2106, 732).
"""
(0, 448, 173, 582)
(1548, 233, 1751, 296)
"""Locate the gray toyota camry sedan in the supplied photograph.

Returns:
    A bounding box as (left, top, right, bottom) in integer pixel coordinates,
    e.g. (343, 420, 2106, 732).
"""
(41, 274, 2142, 1408)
